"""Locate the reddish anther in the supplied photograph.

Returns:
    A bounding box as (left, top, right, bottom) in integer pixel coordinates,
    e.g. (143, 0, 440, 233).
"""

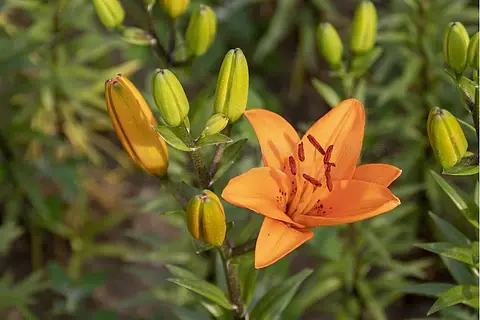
(324, 145, 334, 164)
(325, 171, 333, 192)
(297, 142, 305, 162)
(302, 173, 322, 187)
(307, 134, 325, 155)
(288, 156, 297, 175)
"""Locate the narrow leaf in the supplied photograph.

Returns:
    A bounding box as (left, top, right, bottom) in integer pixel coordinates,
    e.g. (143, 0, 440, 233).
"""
(416, 243, 473, 265)
(167, 278, 234, 310)
(428, 212, 471, 247)
(430, 170, 479, 227)
(195, 133, 233, 149)
(351, 47, 383, 77)
(311, 78, 340, 108)
(153, 125, 193, 152)
(211, 139, 247, 183)
(250, 268, 312, 320)
(401, 283, 454, 298)
(428, 285, 479, 315)
(356, 279, 387, 320)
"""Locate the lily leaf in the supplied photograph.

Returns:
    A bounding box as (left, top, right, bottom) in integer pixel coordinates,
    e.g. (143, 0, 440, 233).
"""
(311, 78, 340, 108)
(195, 133, 232, 149)
(428, 285, 479, 315)
(401, 283, 455, 298)
(415, 242, 473, 265)
(154, 125, 193, 152)
(430, 170, 479, 228)
(351, 47, 383, 77)
(211, 139, 248, 183)
(250, 268, 312, 320)
(442, 154, 479, 176)
(428, 212, 471, 247)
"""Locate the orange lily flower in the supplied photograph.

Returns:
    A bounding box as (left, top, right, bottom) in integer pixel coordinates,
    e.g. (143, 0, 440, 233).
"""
(222, 99, 401, 268)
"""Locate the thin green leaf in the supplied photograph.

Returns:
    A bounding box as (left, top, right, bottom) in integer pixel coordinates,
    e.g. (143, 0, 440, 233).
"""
(211, 139, 247, 183)
(250, 268, 312, 320)
(428, 285, 479, 315)
(401, 283, 454, 298)
(351, 47, 383, 77)
(430, 170, 479, 228)
(356, 279, 387, 320)
(457, 118, 477, 135)
(428, 212, 471, 247)
(167, 278, 234, 310)
(442, 154, 479, 176)
(153, 125, 193, 152)
(311, 78, 341, 108)
(441, 256, 477, 285)
(195, 134, 233, 149)
(416, 243, 473, 265)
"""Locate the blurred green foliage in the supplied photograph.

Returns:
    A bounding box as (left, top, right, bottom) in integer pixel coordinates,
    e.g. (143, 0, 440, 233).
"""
(0, 0, 478, 319)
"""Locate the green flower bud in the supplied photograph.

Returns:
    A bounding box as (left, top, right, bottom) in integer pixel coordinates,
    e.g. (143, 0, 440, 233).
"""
(92, 0, 125, 29)
(443, 22, 470, 74)
(467, 32, 479, 70)
(427, 107, 468, 169)
(201, 113, 229, 136)
(152, 69, 190, 127)
(160, 0, 190, 18)
(186, 5, 217, 56)
(214, 48, 249, 123)
(350, 0, 377, 55)
(187, 190, 226, 247)
(317, 22, 343, 67)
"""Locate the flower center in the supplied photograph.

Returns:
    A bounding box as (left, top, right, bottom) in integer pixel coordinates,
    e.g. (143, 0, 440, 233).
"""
(284, 134, 337, 218)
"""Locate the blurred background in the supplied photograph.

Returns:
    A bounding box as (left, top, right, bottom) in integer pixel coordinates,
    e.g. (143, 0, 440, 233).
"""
(0, 0, 478, 319)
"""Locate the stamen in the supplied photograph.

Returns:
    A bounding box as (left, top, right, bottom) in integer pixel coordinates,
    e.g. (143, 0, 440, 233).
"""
(297, 142, 305, 162)
(325, 171, 333, 192)
(302, 173, 322, 187)
(324, 145, 334, 164)
(307, 134, 325, 155)
(288, 156, 297, 175)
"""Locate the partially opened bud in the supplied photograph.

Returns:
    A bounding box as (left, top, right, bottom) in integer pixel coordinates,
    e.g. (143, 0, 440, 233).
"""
(317, 22, 343, 68)
(160, 0, 190, 18)
(105, 74, 168, 176)
(467, 32, 479, 70)
(152, 69, 190, 127)
(214, 48, 249, 123)
(186, 5, 217, 56)
(427, 107, 468, 169)
(93, 0, 125, 29)
(187, 190, 226, 246)
(443, 22, 470, 74)
(201, 113, 228, 136)
(350, 1, 377, 55)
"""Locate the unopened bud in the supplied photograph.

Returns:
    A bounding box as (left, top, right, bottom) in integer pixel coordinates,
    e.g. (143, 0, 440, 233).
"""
(427, 107, 468, 169)
(93, 0, 125, 29)
(467, 32, 479, 70)
(317, 23, 343, 67)
(443, 22, 470, 74)
(186, 5, 217, 56)
(160, 0, 190, 18)
(350, 1, 377, 55)
(152, 69, 190, 127)
(214, 48, 249, 123)
(105, 74, 168, 176)
(201, 113, 228, 136)
(187, 190, 226, 247)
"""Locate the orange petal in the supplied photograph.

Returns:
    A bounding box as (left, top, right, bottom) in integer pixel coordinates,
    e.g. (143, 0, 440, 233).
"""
(294, 180, 400, 228)
(300, 99, 365, 180)
(244, 109, 299, 170)
(222, 167, 303, 227)
(255, 217, 313, 268)
(353, 163, 402, 187)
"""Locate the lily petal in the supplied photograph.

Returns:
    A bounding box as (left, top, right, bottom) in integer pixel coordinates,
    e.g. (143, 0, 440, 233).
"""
(353, 163, 402, 187)
(300, 99, 365, 180)
(244, 109, 299, 170)
(222, 167, 303, 227)
(294, 180, 400, 228)
(255, 217, 313, 268)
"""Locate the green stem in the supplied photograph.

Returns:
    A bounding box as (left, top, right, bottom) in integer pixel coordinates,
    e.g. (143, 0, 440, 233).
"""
(473, 70, 479, 140)
(208, 125, 232, 181)
(231, 238, 256, 257)
(218, 242, 246, 319)
(30, 222, 43, 270)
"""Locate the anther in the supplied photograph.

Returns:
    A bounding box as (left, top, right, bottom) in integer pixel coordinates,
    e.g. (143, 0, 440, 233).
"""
(307, 134, 325, 155)
(288, 156, 297, 175)
(324, 145, 334, 163)
(325, 171, 333, 192)
(302, 173, 322, 187)
(298, 142, 305, 162)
